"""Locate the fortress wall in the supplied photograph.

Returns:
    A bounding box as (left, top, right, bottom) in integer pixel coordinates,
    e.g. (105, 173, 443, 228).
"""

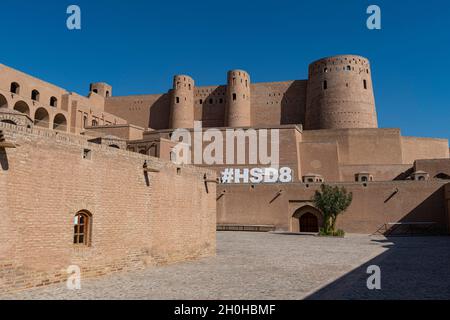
(299, 142, 340, 181)
(195, 85, 227, 128)
(104, 94, 171, 130)
(217, 181, 449, 234)
(0, 64, 68, 108)
(414, 159, 450, 178)
(402, 136, 449, 164)
(250, 80, 307, 127)
(0, 123, 216, 294)
(84, 124, 145, 141)
(301, 128, 403, 165)
(339, 164, 412, 182)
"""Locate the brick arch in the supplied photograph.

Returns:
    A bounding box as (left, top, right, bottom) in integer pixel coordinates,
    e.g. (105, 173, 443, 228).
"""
(13, 101, 30, 116)
(53, 113, 67, 132)
(34, 107, 50, 128)
(291, 205, 323, 233)
(0, 93, 8, 109)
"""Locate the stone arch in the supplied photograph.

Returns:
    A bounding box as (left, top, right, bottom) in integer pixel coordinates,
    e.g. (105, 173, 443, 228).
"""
(291, 205, 323, 233)
(13, 101, 30, 116)
(0, 119, 17, 125)
(0, 94, 8, 109)
(53, 113, 67, 131)
(34, 107, 50, 128)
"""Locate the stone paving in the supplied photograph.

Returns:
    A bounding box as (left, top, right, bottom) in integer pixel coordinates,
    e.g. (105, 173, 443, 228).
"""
(2, 232, 450, 300)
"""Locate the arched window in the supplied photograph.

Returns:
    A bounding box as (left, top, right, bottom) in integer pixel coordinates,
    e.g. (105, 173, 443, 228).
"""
(73, 211, 91, 245)
(105, 91, 110, 98)
(83, 115, 88, 128)
(10, 82, 20, 94)
(232, 93, 237, 101)
(50, 96, 58, 107)
(31, 89, 40, 101)
(92, 119, 98, 127)
(93, 89, 98, 94)
(323, 80, 328, 90)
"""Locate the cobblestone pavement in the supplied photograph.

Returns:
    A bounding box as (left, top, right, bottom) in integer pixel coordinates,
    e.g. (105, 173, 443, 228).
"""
(2, 232, 450, 300)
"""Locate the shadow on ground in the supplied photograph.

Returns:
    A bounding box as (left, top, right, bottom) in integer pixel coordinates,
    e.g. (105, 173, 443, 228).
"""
(305, 236, 450, 300)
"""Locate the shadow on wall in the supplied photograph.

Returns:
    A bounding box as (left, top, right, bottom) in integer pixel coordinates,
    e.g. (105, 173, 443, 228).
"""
(392, 167, 414, 181)
(280, 80, 307, 125)
(0, 148, 8, 170)
(148, 94, 170, 130)
(200, 86, 226, 128)
(306, 187, 450, 299)
(305, 236, 450, 300)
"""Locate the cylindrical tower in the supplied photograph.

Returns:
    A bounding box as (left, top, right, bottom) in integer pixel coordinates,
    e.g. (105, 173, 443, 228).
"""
(305, 55, 378, 130)
(226, 69, 251, 127)
(170, 75, 195, 129)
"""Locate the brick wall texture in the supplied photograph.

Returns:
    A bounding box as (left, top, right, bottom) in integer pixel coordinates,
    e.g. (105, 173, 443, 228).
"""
(0, 122, 216, 294)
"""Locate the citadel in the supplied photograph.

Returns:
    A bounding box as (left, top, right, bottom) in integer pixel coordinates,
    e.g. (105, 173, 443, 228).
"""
(1, 54, 449, 293)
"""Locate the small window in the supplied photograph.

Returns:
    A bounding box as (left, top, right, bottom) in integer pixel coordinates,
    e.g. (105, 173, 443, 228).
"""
(232, 93, 237, 101)
(323, 80, 328, 90)
(31, 89, 40, 101)
(83, 115, 88, 128)
(93, 89, 98, 94)
(10, 82, 20, 94)
(105, 91, 110, 98)
(188, 84, 191, 90)
(177, 167, 181, 175)
(232, 78, 236, 85)
(363, 80, 367, 89)
(219, 98, 223, 103)
(83, 149, 92, 160)
(245, 80, 248, 87)
(209, 99, 213, 104)
(73, 211, 91, 245)
(346, 66, 351, 71)
(176, 97, 180, 104)
(92, 120, 98, 127)
(199, 99, 203, 104)
(50, 96, 58, 107)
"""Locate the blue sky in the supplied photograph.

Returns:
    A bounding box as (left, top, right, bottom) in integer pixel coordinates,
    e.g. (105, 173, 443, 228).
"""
(1, 0, 449, 140)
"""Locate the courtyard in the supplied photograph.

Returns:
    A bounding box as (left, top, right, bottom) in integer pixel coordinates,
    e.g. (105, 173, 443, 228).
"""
(2, 231, 450, 300)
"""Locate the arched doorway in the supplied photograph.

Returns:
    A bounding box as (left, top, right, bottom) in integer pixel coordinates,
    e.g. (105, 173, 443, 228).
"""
(291, 205, 323, 233)
(300, 213, 319, 233)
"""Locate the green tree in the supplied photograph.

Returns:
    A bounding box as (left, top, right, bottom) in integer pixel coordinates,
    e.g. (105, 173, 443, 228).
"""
(312, 184, 353, 235)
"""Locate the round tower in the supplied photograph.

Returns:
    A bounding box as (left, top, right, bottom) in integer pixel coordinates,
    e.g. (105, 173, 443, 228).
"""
(305, 55, 378, 130)
(226, 69, 251, 127)
(90, 83, 112, 98)
(170, 75, 195, 129)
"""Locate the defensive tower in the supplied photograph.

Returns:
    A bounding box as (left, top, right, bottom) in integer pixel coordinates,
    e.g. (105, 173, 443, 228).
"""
(305, 55, 378, 130)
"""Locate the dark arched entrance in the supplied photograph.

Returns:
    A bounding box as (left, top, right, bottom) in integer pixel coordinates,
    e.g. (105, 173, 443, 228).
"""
(291, 205, 323, 233)
(299, 212, 319, 232)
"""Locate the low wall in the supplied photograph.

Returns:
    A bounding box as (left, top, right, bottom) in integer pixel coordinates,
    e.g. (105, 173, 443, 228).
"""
(217, 181, 449, 234)
(0, 122, 216, 294)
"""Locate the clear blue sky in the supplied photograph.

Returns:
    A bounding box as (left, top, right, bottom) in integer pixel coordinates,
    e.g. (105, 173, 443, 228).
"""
(1, 0, 449, 140)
